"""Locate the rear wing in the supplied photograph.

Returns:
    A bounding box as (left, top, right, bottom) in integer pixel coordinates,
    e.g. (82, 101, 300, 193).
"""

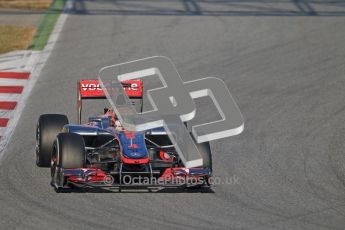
(77, 79, 143, 124)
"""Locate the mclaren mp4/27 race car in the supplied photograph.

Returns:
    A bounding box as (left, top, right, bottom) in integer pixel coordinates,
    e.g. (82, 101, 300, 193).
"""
(35, 79, 212, 191)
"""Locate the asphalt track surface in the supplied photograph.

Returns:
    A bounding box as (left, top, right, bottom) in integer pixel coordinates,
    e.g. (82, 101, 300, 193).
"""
(1, 1, 345, 229)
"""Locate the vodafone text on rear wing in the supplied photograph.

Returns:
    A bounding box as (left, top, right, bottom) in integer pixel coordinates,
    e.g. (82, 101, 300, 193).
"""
(77, 79, 143, 124)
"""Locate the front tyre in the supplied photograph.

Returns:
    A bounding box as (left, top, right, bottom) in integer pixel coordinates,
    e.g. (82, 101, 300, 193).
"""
(51, 133, 86, 189)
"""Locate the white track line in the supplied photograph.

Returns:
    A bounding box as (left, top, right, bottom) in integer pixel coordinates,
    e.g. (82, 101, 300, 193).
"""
(0, 127, 6, 136)
(0, 110, 15, 119)
(0, 94, 21, 101)
(0, 51, 40, 72)
(0, 0, 74, 158)
(0, 79, 28, 86)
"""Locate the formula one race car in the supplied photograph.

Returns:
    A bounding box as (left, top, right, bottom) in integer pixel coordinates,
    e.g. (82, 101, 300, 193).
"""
(35, 79, 212, 191)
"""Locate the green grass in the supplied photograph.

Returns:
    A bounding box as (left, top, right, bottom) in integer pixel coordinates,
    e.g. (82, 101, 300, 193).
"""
(30, 0, 66, 50)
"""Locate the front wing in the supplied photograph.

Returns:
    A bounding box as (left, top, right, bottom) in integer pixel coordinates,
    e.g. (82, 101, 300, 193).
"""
(56, 167, 211, 189)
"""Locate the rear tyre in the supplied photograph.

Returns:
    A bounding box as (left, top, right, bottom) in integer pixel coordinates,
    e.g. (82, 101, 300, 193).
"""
(36, 114, 68, 167)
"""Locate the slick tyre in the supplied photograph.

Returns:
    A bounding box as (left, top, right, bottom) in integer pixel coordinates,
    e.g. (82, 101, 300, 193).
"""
(55, 133, 85, 169)
(36, 114, 68, 167)
(51, 133, 85, 189)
